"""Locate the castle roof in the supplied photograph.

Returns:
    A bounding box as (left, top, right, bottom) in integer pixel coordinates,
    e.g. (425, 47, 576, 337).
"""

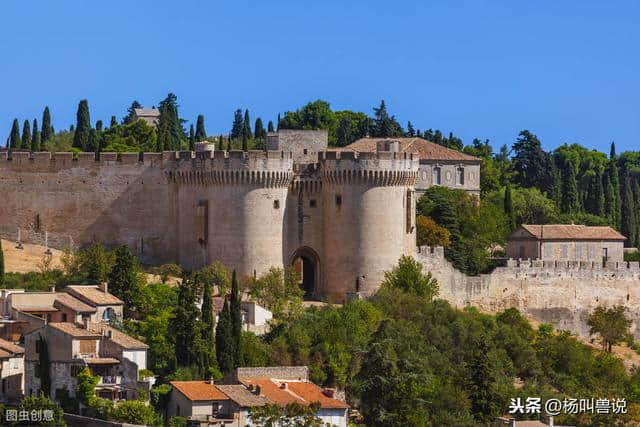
(344, 137, 479, 162)
(517, 224, 626, 241)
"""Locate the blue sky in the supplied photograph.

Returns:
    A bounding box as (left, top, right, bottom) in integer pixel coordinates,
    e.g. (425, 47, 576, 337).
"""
(1, 1, 638, 153)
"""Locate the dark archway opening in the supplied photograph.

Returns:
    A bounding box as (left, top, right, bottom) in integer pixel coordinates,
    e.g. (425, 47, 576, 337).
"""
(291, 247, 320, 300)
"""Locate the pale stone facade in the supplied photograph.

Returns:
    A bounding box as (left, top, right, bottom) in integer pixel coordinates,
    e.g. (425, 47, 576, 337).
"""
(0, 131, 420, 301)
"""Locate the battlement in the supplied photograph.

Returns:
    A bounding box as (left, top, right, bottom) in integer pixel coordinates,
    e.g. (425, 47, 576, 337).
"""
(319, 150, 418, 186)
(493, 258, 640, 277)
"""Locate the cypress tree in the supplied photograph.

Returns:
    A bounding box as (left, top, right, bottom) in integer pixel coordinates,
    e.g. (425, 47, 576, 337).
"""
(41, 107, 52, 143)
(608, 160, 621, 228)
(110, 116, 117, 128)
(69, 124, 74, 132)
(87, 129, 98, 153)
(277, 113, 281, 131)
(0, 238, 4, 285)
(215, 297, 234, 374)
(21, 120, 31, 150)
(242, 132, 248, 152)
(108, 245, 142, 317)
(254, 118, 266, 141)
(267, 120, 275, 133)
(9, 119, 21, 149)
(610, 141, 617, 160)
(173, 279, 199, 367)
(230, 109, 243, 140)
(157, 93, 183, 151)
(195, 115, 207, 141)
(620, 171, 636, 247)
(595, 171, 605, 217)
(561, 159, 580, 214)
(603, 171, 616, 225)
(201, 281, 215, 347)
(230, 271, 243, 367)
(73, 99, 91, 151)
(504, 184, 516, 230)
(95, 120, 103, 132)
(243, 110, 252, 140)
(189, 124, 195, 151)
(31, 119, 41, 152)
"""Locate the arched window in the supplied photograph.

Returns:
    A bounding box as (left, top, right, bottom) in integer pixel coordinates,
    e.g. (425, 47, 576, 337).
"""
(432, 167, 441, 185)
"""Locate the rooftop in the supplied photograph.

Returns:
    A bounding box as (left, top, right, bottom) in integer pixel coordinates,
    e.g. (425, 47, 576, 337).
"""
(133, 108, 160, 117)
(54, 293, 97, 313)
(47, 322, 102, 339)
(66, 286, 123, 306)
(0, 338, 24, 355)
(518, 224, 627, 241)
(241, 379, 348, 409)
(87, 323, 148, 350)
(215, 384, 270, 407)
(344, 137, 480, 162)
(170, 381, 229, 401)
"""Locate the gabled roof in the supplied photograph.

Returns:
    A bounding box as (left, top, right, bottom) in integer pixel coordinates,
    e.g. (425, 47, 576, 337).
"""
(0, 338, 23, 355)
(517, 224, 627, 241)
(170, 381, 229, 401)
(241, 379, 348, 409)
(48, 322, 101, 339)
(215, 384, 270, 407)
(344, 137, 479, 162)
(54, 293, 97, 313)
(87, 323, 148, 350)
(66, 286, 123, 306)
(133, 108, 160, 117)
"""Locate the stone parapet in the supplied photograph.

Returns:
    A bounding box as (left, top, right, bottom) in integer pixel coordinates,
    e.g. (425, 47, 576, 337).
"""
(320, 150, 419, 186)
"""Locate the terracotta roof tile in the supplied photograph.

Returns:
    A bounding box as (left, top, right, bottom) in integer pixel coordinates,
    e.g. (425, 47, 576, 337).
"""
(54, 293, 97, 313)
(170, 381, 229, 401)
(519, 224, 627, 241)
(215, 384, 270, 407)
(0, 338, 24, 354)
(241, 379, 348, 409)
(48, 322, 101, 338)
(66, 286, 123, 306)
(0, 349, 11, 359)
(87, 323, 148, 350)
(83, 357, 120, 365)
(343, 137, 479, 162)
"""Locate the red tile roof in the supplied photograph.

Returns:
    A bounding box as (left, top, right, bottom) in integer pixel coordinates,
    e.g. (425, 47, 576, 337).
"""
(241, 379, 348, 409)
(519, 224, 627, 241)
(0, 338, 24, 355)
(54, 293, 97, 313)
(170, 381, 229, 401)
(343, 137, 479, 162)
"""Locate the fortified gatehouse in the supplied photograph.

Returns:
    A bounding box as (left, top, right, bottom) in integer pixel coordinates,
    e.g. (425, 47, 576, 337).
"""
(0, 130, 423, 301)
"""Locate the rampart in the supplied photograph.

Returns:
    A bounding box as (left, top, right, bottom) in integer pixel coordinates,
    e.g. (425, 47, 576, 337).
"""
(416, 246, 640, 338)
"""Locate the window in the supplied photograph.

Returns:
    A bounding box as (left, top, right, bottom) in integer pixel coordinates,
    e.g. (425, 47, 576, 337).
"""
(432, 167, 441, 185)
(456, 167, 465, 185)
(406, 190, 414, 233)
(103, 307, 115, 321)
(62, 313, 67, 322)
(303, 149, 308, 155)
(273, 200, 280, 209)
(603, 247, 609, 262)
(309, 199, 317, 208)
(335, 195, 342, 206)
(562, 244, 568, 258)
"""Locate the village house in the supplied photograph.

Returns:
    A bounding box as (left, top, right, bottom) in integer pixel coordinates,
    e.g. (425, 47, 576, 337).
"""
(168, 367, 349, 427)
(343, 136, 481, 197)
(0, 338, 24, 402)
(132, 107, 160, 127)
(23, 320, 149, 404)
(506, 224, 626, 263)
(210, 297, 273, 336)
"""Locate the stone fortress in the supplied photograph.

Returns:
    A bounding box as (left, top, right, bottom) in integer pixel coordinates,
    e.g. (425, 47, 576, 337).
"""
(1, 129, 639, 339)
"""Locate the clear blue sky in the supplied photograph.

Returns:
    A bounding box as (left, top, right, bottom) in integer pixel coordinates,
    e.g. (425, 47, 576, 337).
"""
(1, 1, 638, 153)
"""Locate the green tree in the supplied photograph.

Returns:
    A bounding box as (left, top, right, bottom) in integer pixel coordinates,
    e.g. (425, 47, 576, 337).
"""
(95, 120, 103, 131)
(200, 280, 215, 372)
(112, 400, 156, 425)
(195, 114, 207, 141)
(188, 124, 195, 151)
(9, 118, 21, 149)
(587, 305, 631, 353)
(230, 109, 243, 140)
(215, 297, 234, 374)
(504, 184, 516, 230)
(230, 270, 243, 367)
(31, 119, 41, 151)
(560, 158, 580, 214)
(249, 402, 325, 427)
(512, 130, 557, 195)
(416, 215, 451, 248)
(87, 129, 98, 152)
(243, 109, 252, 140)
(41, 106, 52, 144)
(371, 100, 403, 138)
(248, 267, 303, 319)
(123, 100, 142, 124)
(156, 93, 184, 151)
(268, 120, 275, 132)
(15, 395, 66, 426)
(621, 171, 637, 247)
(242, 131, 248, 151)
(73, 99, 91, 151)
(38, 334, 51, 397)
(110, 115, 117, 128)
(380, 255, 439, 301)
(21, 119, 31, 150)
(107, 245, 142, 317)
(173, 278, 200, 367)
(254, 117, 266, 149)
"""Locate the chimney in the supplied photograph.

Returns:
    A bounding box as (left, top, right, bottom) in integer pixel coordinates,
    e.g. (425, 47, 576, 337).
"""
(253, 385, 261, 396)
(49, 286, 55, 293)
(280, 382, 288, 390)
(98, 282, 108, 294)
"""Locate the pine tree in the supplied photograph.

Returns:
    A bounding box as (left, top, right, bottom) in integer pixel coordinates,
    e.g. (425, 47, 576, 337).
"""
(254, 118, 266, 141)
(73, 99, 91, 151)
(110, 116, 117, 128)
(21, 120, 31, 150)
(108, 245, 142, 317)
(243, 110, 252, 140)
(31, 119, 41, 152)
(610, 141, 617, 160)
(372, 100, 403, 138)
(406, 121, 415, 137)
(9, 119, 21, 149)
(41, 107, 52, 143)
(173, 279, 199, 367)
(230, 270, 243, 368)
(620, 171, 637, 247)
(230, 109, 243, 140)
(95, 120, 103, 132)
(189, 124, 195, 151)
(195, 115, 207, 141)
(215, 297, 234, 374)
(124, 100, 142, 124)
(561, 159, 580, 214)
(267, 120, 275, 133)
(504, 184, 516, 230)
(0, 238, 4, 285)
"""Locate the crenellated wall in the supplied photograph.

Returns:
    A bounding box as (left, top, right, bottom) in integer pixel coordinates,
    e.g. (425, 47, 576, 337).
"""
(416, 246, 640, 338)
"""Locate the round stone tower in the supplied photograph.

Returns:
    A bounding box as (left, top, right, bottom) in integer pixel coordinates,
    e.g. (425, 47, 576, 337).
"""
(165, 150, 294, 274)
(320, 150, 419, 300)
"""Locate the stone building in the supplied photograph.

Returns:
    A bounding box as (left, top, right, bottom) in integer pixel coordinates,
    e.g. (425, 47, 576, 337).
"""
(132, 108, 160, 127)
(0, 130, 426, 300)
(343, 137, 481, 197)
(0, 338, 24, 402)
(506, 224, 626, 263)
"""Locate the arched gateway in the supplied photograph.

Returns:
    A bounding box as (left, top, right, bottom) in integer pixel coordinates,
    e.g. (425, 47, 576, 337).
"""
(290, 247, 321, 299)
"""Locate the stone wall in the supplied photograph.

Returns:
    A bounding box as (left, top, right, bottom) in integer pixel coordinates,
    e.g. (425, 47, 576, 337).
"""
(417, 246, 640, 338)
(415, 160, 481, 197)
